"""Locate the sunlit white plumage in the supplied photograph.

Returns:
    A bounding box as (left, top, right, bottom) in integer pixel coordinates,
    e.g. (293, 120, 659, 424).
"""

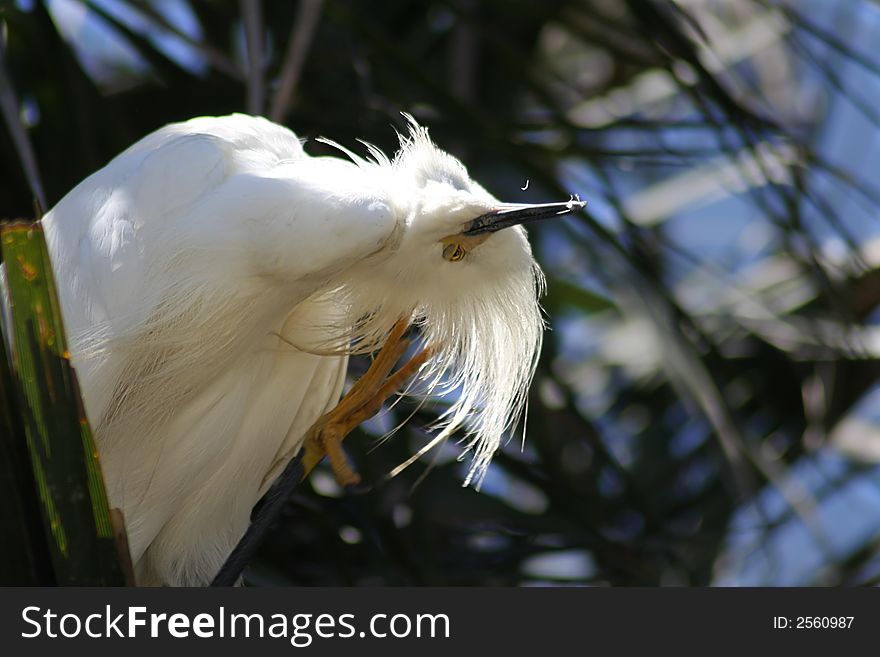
(39, 113, 568, 586)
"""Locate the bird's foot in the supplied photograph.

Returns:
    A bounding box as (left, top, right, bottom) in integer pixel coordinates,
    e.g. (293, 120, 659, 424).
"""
(303, 317, 433, 486)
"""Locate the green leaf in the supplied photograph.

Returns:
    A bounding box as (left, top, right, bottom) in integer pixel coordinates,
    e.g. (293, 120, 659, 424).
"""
(0, 221, 128, 586)
(543, 276, 614, 315)
(0, 301, 53, 584)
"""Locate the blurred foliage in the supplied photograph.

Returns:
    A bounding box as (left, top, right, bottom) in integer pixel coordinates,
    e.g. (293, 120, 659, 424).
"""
(2, 0, 880, 586)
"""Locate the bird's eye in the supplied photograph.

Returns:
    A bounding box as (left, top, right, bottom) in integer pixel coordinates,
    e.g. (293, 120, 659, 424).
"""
(443, 243, 466, 262)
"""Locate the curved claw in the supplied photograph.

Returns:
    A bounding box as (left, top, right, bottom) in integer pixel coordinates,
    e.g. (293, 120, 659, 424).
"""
(302, 317, 433, 485)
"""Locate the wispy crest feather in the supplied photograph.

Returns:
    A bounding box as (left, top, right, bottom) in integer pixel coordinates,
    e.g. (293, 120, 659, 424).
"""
(318, 116, 547, 486)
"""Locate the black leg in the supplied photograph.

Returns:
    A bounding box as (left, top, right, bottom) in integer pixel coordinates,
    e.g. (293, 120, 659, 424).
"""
(210, 450, 305, 586)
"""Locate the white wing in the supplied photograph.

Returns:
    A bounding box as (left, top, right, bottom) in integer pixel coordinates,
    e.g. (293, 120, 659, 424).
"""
(43, 113, 396, 424)
(40, 114, 398, 584)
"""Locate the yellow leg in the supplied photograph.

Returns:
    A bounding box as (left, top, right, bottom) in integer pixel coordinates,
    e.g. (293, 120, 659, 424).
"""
(303, 318, 433, 486)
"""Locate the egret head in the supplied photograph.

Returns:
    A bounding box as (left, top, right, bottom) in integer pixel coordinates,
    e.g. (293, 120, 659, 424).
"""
(322, 118, 583, 486)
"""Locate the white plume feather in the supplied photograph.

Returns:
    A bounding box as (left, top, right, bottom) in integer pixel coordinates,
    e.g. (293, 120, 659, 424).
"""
(319, 117, 547, 486)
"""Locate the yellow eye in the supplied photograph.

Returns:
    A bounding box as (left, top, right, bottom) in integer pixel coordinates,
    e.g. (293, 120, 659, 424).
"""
(443, 243, 466, 262)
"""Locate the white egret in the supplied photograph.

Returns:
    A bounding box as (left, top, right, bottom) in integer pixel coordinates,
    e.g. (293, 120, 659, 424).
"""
(39, 113, 583, 586)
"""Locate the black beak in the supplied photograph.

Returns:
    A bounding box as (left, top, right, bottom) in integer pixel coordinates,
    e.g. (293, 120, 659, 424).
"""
(463, 198, 586, 235)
